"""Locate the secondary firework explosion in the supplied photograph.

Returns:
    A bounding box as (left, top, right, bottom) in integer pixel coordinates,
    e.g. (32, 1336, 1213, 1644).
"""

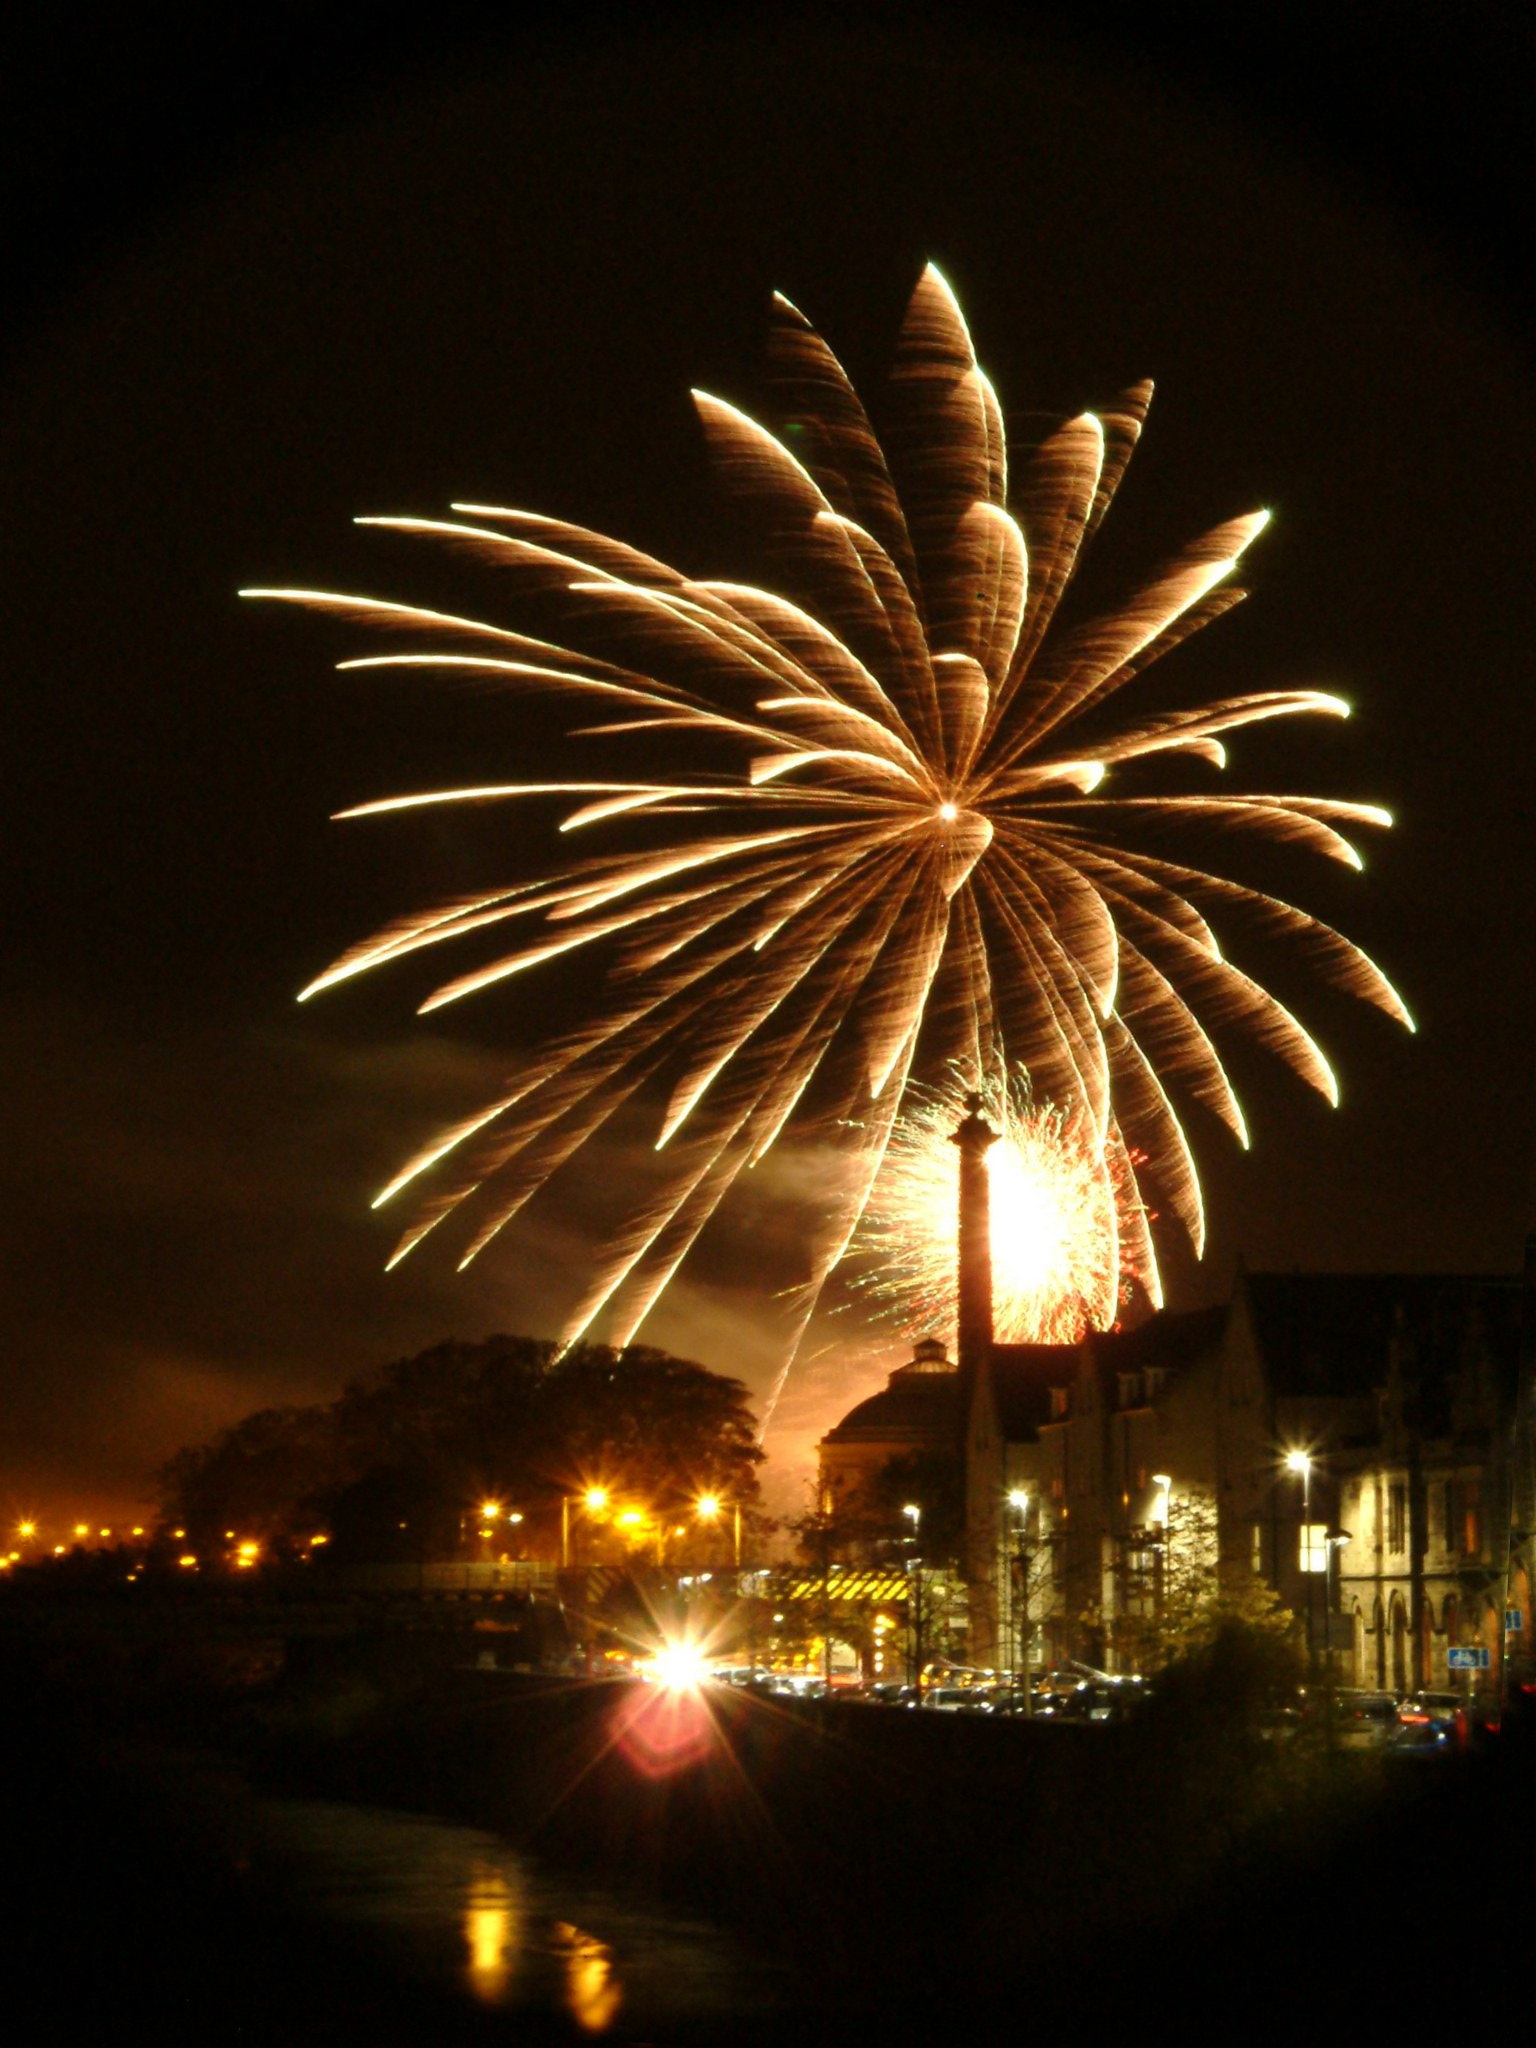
(248, 264, 1411, 1368)
(854, 1072, 1141, 1346)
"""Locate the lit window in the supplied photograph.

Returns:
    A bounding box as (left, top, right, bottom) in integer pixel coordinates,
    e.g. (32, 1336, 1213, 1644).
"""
(1460, 1478, 1482, 1556)
(1300, 1524, 1329, 1573)
(1387, 1483, 1406, 1555)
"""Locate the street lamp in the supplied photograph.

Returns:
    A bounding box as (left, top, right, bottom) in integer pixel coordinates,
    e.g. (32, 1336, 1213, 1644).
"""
(1008, 1490, 1032, 1715)
(561, 1486, 611, 1568)
(1150, 1474, 1172, 1653)
(1286, 1450, 1316, 1667)
(902, 1505, 924, 1693)
(695, 1493, 742, 1568)
(1326, 1529, 1351, 1673)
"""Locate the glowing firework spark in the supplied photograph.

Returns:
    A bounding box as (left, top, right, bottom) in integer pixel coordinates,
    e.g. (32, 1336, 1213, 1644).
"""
(853, 1073, 1143, 1347)
(246, 266, 1411, 1362)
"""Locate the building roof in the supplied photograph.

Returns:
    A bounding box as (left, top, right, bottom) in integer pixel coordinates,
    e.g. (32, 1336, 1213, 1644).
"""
(1241, 1271, 1524, 1404)
(1086, 1304, 1228, 1376)
(819, 1338, 961, 1448)
(988, 1343, 1074, 1441)
(819, 1373, 961, 1445)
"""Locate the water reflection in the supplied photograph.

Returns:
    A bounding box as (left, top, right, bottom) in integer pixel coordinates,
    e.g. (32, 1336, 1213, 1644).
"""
(463, 1860, 520, 2004)
(554, 1920, 622, 2033)
(251, 1797, 780, 2035)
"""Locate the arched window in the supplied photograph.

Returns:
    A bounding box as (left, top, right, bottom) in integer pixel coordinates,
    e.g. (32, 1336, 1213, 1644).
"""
(1510, 1568, 1530, 1650)
(1389, 1594, 1409, 1694)
(1373, 1597, 1386, 1687)
(1442, 1594, 1459, 1686)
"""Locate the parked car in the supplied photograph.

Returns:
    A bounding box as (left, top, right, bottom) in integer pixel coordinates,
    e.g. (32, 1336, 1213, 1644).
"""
(1031, 1669, 1145, 1722)
(1398, 1689, 1462, 1733)
(1395, 1687, 1501, 1748)
(1331, 1689, 1403, 1749)
(921, 1685, 980, 1711)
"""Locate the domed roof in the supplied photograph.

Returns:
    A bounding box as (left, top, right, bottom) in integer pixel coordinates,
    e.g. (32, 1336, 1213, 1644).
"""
(819, 1336, 960, 1447)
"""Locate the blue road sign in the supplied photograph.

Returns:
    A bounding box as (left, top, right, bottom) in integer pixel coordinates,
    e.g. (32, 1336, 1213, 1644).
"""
(1506, 1609, 1525, 1633)
(1447, 1646, 1491, 1671)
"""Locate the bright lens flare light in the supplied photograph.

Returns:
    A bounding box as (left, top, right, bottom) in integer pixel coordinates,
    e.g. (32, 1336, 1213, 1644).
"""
(251, 265, 1411, 1378)
(647, 1638, 709, 1691)
(855, 1073, 1143, 1344)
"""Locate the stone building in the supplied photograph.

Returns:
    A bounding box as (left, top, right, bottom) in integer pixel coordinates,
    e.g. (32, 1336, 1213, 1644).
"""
(820, 1098, 1536, 1688)
(964, 1265, 1535, 1686)
(818, 1334, 961, 1546)
(1321, 1273, 1532, 1693)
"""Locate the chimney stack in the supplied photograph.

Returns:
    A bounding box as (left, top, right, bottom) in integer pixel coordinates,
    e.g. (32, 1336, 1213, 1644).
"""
(951, 1092, 998, 1417)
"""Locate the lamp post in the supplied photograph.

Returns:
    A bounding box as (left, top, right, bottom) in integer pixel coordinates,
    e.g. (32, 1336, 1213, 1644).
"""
(695, 1493, 742, 1569)
(903, 1504, 923, 1694)
(1286, 1451, 1316, 1669)
(1326, 1529, 1351, 1675)
(561, 1486, 610, 1569)
(1149, 1474, 1172, 1662)
(1008, 1490, 1032, 1716)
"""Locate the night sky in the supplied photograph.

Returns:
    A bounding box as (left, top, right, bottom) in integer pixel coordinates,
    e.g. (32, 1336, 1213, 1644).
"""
(5, 6, 1533, 1529)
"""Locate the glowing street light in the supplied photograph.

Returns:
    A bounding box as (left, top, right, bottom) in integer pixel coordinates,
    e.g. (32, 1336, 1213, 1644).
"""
(1006, 1491, 1034, 1713)
(902, 1505, 925, 1693)
(562, 1486, 613, 1568)
(695, 1492, 742, 1568)
(1286, 1450, 1317, 1666)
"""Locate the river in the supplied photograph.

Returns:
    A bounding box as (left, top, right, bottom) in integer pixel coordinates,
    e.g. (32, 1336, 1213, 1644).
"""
(245, 1793, 792, 2039)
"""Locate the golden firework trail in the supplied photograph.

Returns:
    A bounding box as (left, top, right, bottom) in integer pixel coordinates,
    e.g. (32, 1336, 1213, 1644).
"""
(852, 1070, 1146, 1348)
(246, 266, 1411, 1369)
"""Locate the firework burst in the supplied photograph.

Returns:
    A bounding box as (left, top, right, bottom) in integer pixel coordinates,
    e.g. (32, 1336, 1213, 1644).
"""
(852, 1073, 1144, 1347)
(247, 265, 1410, 1364)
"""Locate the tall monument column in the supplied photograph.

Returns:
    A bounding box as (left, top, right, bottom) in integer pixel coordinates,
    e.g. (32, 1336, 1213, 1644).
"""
(951, 1091, 999, 1415)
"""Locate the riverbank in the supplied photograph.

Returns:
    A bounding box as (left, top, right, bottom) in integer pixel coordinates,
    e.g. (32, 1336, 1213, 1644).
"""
(6, 1594, 1534, 2034)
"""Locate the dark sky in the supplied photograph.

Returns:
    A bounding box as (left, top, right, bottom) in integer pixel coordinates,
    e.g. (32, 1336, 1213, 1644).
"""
(4, 5, 1534, 1528)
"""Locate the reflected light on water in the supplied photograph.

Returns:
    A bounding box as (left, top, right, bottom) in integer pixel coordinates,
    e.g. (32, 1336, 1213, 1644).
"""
(462, 1862, 520, 2004)
(556, 1920, 622, 2034)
